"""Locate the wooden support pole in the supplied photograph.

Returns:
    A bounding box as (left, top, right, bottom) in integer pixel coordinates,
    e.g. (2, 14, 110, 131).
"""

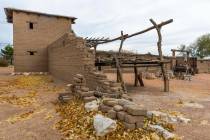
(114, 55, 127, 93)
(94, 45, 97, 59)
(96, 57, 102, 71)
(171, 50, 176, 70)
(117, 70, 120, 82)
(138, 72, 144, 87)
(134, 66, 138, 86)
(118, 31, 127, 55)
(150, 19, 169, 92)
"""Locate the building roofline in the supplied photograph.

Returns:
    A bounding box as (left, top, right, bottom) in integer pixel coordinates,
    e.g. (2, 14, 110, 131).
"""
(4, 7, 77, 24)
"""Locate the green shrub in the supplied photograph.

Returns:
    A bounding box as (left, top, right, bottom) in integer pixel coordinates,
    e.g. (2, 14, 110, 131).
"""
(0, 59, 8, 67)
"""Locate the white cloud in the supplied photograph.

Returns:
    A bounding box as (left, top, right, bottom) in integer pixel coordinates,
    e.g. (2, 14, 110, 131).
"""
(0, 0, 210, 55)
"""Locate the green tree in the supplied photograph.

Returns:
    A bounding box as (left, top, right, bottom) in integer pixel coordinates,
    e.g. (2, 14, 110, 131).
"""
(1, 44, 13, 64)
(191, 34, 210, 58)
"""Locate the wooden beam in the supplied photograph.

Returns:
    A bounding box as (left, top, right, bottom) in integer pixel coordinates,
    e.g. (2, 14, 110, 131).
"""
(98, 19, 173, 44)
(150, 19, 169, 92)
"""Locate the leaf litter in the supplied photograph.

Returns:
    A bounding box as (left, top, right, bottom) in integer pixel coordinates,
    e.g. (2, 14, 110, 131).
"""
(54, 98, 181, 140)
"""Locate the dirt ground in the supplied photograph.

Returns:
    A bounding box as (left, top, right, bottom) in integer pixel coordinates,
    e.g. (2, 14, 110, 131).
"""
(0, 67, 65, 140)
(0, 67, 210, 140)
(106, 72, 210, 140)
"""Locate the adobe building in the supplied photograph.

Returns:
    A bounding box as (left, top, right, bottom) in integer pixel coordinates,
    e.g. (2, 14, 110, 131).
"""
(4, 8, 124, 95)
(4, 8, 76, 72)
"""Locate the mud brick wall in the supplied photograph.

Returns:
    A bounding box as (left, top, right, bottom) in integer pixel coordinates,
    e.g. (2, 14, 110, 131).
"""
(48, 33, 124, 94)
(197, 60, 210, 73)
(12, 11, 73, 72)
(48, 33, 95, 82)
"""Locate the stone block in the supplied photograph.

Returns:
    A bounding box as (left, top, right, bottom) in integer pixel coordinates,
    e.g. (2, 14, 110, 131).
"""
(81, 87, 89, 92)
(118, 99, 135, 106)
(110, 87, 120, 92)
(126, 105, 147, 116)
(117, 111, 126, 121)
(74, 85, 81, 90)
(75, 74, 84, 79)
(73, 77, 82, 83)
(124, 114, 145, 124)
(103, 93, 120, 99)
(113, 105, 123, 112)
(110, 82, 121, 87)
(123, 122, 136, 130)
(136, 121, 144, 129)
(104, 100, 118, 107)
(83, 96, 97, 103)
(103, 81, 110, 86)
(99, 104, 112, 113)
(103, 98, 117, 104)
(121, 94, 133, 101)
(107, 110, 117, 119)
(80, 91, 94, 97)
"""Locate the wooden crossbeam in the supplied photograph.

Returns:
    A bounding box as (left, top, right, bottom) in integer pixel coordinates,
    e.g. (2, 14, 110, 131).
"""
(171, 49, 190, 53)
(97, 19, 173, 44)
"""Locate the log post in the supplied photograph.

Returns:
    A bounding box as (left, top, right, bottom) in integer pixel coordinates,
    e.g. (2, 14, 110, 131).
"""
(134, 65, 138, 86)
(150, 19, 169, 92)
(171, 50, 176, 70)
(138, 72, 144, 87)
(94, 45, 97, 60)
(119, 31, 125, 55)
(114, 55, 127, 93)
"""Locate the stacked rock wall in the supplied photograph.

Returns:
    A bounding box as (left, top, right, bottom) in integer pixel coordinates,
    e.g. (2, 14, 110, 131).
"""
(100, 98, 147, 130)
(65, 73, 147, 130)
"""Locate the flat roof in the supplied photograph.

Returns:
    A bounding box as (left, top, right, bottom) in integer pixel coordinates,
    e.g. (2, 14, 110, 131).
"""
(4, 7, 77, 24)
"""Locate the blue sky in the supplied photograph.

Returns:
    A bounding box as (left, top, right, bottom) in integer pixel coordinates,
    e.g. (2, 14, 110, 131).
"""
(0, 0, 210, 56)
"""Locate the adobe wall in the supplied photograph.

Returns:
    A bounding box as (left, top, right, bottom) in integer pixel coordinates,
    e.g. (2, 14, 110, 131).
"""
(197, 60, 210, 73)
(48, 33, 94, 82)
(48, 33, 124, 95)
(13, 11, 73, 72)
